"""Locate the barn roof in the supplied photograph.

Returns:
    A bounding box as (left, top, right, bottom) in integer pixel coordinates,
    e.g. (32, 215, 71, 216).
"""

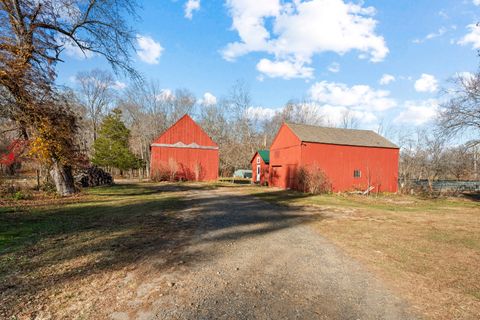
(285, 123, 399, 149)
(258, 150, 270, 164)
(250, 150, 270, 164)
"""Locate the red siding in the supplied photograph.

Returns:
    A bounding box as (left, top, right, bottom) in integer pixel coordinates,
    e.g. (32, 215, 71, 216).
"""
(150, 115, 219, 181)
(268, 124, 302, 189)
(301, 143, 399, 192)
(152, 115, 217, 147)
(268, 123, 399, 193)
(251, 152, 269, 185)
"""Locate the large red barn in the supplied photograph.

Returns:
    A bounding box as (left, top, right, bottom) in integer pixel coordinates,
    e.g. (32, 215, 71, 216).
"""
(269, 123, 399, 193)
(150, 115, 219, 181)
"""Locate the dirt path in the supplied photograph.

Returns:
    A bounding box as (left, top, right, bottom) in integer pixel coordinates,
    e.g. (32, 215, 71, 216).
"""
(112, 187, 416, 320)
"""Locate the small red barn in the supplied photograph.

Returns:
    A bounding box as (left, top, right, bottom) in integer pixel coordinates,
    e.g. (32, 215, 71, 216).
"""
(269, 123, 399, 193)
(150, 115, 219, 181)
(251, 150, 270, 185)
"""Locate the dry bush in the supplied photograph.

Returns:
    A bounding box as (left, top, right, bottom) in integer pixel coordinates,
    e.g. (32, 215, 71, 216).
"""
(151, 159, 180, 182)
(168, 158, 178, 181)
(295, 165, 331, 194)
(193, 162, 203, 182)
(150, 165, 171, 182)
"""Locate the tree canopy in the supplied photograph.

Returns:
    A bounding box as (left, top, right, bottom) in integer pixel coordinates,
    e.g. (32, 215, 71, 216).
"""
(0, 0, 139, 195)
(92, 109, 141, 172)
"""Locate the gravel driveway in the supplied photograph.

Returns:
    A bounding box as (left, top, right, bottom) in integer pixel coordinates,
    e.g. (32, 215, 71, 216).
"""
(113, 187, 416, 320)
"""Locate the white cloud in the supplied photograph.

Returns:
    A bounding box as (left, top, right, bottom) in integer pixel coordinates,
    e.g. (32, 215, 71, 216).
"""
(185, 0, 200, 19)
(246, 106, 278, 120)
(309, 81, 397, 112)
(438, 10, 448, 19)
(414, 74, 438, 93)
(200, 92, 217, 106)
(413, 27, 447, 44)
(156, 89, 174, 101)
(317, 104, 377, 126)
(327, 62, 340, 73)
(458, 24, 480, 49)
(62, 37, 94, 59)
(113, 81, 127, 90)
(256, 58, 313, 79)
(473, 0, 480, 6)
(137, 35, 163, 64)
(245, 102, 378, 127)
(379, 74, 395, 85)
(223, 0, 388, 79)
(293, 102, 378, 126)
(395, 99, 439, 125)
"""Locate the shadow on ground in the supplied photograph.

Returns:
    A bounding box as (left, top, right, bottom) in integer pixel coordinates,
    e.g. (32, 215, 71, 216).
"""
(462, 192, 480, 202)
(0, 183, 325, 318)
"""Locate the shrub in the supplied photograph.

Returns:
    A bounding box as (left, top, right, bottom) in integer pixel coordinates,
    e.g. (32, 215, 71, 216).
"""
(168, 158, 178, 181)
(11, 190, 32, 201)
(295, 165, 331, 194)
(40, 181, 57, 194)
(150, 166, 170, 182)
(193, 162, 203, 182)
(151, 160, 179, 182)
(0, 181, 18, 197)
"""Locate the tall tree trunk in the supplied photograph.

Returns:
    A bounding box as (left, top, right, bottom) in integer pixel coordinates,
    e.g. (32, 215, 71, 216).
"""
(93, 121, 97, 142)
(50, 160, 76, 196)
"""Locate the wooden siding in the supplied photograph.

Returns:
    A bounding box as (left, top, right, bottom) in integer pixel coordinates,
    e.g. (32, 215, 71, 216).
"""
(251, 152, 269, 185)
(268, 123, 399, 192)
(150, 115, 219, 181)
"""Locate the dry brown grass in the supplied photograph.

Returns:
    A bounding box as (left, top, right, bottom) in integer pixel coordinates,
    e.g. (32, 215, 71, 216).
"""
(243, 186, 480, 319)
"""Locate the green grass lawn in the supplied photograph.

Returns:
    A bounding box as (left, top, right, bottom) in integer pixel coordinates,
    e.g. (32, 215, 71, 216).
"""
(0, 183, 185, 253)
(0, 182, 200, 318)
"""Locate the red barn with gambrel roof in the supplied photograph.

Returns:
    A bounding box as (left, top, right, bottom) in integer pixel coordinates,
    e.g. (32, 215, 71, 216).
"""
(269, 123, 399, 193)
(150, 115, 219, 181)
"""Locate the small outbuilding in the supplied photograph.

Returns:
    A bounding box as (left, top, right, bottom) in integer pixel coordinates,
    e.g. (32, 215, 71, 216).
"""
(251, 150, 270, 185)
(269, 123, 399, 193)
(150, 114, 219, 181)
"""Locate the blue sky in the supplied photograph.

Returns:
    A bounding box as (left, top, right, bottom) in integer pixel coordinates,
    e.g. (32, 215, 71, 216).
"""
(56, 0, 480, 133)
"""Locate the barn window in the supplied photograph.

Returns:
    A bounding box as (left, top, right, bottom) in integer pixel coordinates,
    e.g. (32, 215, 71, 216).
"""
(257, 157, 261, 164)
(354, 170, 361, 178)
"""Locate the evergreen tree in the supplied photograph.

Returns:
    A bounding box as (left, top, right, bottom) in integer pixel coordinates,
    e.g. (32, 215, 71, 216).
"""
(92, 109, 142, 174)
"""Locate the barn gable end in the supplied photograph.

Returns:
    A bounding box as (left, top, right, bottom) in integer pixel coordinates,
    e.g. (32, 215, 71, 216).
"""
(152, 114, 218, 147)
(150, 114, 219, 181)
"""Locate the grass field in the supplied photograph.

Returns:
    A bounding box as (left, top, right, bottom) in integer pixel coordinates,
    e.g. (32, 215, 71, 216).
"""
(2, 182, 479, 319)
(242, 186, 480, 319)
(0, 183, 199, 318)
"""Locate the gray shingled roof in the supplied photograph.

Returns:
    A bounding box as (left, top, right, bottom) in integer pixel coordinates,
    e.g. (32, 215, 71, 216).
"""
(286, 123, 399, 149)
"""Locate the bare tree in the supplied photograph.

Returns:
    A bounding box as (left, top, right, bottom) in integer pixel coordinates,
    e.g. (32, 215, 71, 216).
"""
(438, 72, 480, 145)
(339, 109, 359, 129)
(120, 81, 167, 178)
(76, 69, 115, 142)
(119, 82, 196, 177)
(444, 145, 473, 180)
(0, 0, 139, 195)
(170, 89, 196, 123)
(281, 100, 324, 126)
